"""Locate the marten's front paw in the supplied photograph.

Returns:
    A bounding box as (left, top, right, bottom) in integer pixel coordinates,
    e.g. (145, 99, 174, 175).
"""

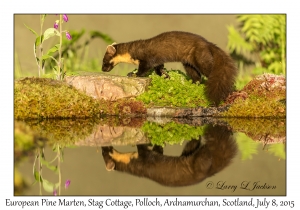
(161, 70, 170, 79)
(127, 72, 137, 77)
(127, 69, 138, 77)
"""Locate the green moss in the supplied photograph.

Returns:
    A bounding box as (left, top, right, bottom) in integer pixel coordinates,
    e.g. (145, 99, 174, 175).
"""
(22, 118, 101, 147)
(14, 77, 148, 119)
(136, 70, 211, 108)
(14, 121, 48, 163)
(222, 74, 286, 118)
(141, 121, 207, 146)
(224, 118, 286, 137)
(14, 121, 36, 153)
(16, 116, 147, 149)
(223, 97, 285, 118)
(14, 77, 103, 119)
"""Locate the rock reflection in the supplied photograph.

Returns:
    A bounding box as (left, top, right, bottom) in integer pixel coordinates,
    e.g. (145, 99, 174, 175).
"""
(102, 124, 237, 187)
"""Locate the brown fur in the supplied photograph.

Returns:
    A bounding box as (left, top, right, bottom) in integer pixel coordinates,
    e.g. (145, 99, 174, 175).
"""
(101, 124, 237, 187)
(102, 31, 238, 105)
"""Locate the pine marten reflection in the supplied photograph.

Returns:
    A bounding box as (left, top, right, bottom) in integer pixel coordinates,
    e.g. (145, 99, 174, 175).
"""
(101, 124, 237, 187)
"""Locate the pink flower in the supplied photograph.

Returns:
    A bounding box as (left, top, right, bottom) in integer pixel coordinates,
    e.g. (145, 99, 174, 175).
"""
(53, 189, 57, 196)
(63, 14, 68, 22)
(65, 179, 71, 189)
(54, 22, 59, 29)
(65, 31, 72, 40)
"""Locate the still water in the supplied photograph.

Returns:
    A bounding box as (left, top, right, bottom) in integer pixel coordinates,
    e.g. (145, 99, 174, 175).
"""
(15, 117, 286, 196)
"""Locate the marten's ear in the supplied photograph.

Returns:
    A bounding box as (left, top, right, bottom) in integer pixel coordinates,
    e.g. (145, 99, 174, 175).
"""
(106, 45, 116, 55)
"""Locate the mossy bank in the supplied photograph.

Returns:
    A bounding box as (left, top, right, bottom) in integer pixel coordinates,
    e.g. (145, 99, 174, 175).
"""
(14, 77, 147, 120)
(14, 72, 286, 119)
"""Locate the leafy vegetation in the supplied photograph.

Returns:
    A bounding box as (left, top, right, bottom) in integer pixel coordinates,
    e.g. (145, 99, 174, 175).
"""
(268, 143, 286, 160)
(225, 118, 286, 160)
(141, 121, 207, 146)
(44, 29, 114, 78)
(227, 15, 286, 90)
(235, 132, 285, 161)
(24, 14, 73, 80)
(235, 132, 260, 160)
(137, 70, 211, 107)
(23, 15, 114, 80)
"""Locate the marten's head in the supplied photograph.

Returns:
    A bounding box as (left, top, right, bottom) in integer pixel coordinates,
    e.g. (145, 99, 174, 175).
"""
(102, 43, 140, 73)
(102, 43, 117, 72)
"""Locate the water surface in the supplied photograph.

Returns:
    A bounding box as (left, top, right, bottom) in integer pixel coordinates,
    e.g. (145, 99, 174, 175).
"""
(15, 117, 286, 196)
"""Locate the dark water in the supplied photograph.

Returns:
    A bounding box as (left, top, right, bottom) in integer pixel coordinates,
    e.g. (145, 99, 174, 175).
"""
(15, 117, 286, 196)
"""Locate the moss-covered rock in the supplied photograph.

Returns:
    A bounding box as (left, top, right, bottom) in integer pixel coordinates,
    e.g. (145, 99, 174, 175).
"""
(14, 77, 147, 119)
(14, 72, 286, 119)
(222, 74, 286, 118)
(14, 77, 104, 119)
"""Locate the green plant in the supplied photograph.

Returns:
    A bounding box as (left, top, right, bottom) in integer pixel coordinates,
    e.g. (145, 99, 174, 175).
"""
(235, 132, 260, 160)
(141, 121, 207, 146)
(44, 29, 115, 77)
(33, 146, 71, 196)
(227, 15, 286, 88)
(25, 14, 72, 80)
(137, 70, 211, 107)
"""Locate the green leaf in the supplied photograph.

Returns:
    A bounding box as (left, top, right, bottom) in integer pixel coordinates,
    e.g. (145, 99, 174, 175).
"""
(41, 54, 57, 63)
(40, 158, 58, 172)
(52, 144, 58, 152)
(41, 54, 51, 60)
(268, 143, 286, 159)
(235, 132, 259, 160)
(43, 28, 61, 43)
(33, 170, 41, 182)
(60, 147, 64, 162)
(42, 179, 54, 193)
(46, 44, 60, 55)
(226, 25, 253, 54)
(41, 14, 47, 23)
(35, 35, 44, 48)
(90, 31, 114, 44)
(24, 24, 38, 37)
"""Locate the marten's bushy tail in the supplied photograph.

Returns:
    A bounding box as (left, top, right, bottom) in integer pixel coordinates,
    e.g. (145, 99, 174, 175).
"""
(205, 50, 238, 105)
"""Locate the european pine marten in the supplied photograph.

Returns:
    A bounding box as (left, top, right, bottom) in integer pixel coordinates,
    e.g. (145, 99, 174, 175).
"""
(102, 31, 238, 105)
(101, 125, 237, 187)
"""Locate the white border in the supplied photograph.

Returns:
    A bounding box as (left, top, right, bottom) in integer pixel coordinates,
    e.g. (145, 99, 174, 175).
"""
(2, 0, 299, 209)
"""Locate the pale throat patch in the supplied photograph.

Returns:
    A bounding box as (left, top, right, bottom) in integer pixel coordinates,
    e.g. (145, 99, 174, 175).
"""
(111, 53, 140, 66)
(109, 149, 138, 164)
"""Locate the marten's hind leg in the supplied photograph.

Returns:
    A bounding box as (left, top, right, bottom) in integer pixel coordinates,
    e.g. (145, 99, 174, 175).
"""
(154, 64, 170, 79)
(182, 63, 202, 83)
(181, 139, 201, 157)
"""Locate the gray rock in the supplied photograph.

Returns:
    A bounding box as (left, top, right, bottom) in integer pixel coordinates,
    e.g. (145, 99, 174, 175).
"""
(65, 74, 151, 101)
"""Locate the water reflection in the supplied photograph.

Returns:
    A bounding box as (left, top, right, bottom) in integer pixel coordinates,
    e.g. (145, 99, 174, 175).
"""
(14, 117, 286, 195)
(102, 124, 237, 187)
